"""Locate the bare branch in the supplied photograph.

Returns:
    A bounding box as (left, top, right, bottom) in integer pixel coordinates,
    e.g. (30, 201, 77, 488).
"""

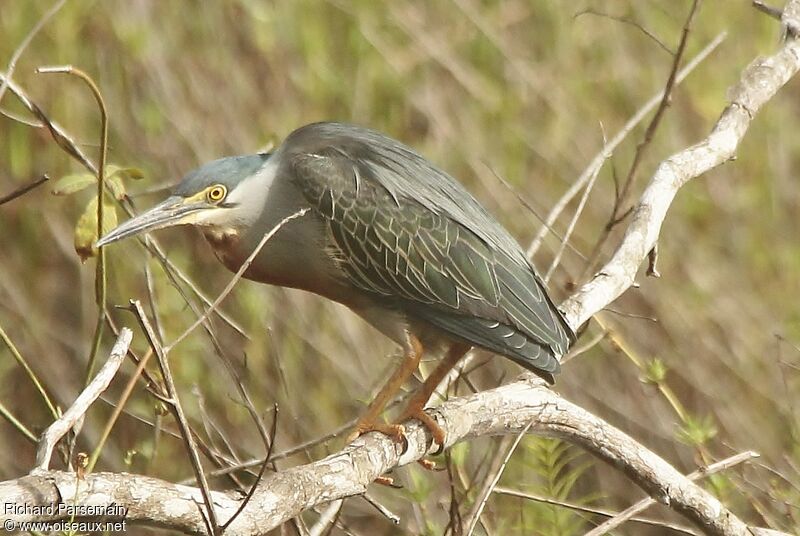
(464, 422, 532, 535)
(32, 328, 132, 472)
(0, 0, 66, 104)
(131, 300, 220, 534)
(0, 174, 49, 206)
(526, 32, 725, 259)
(2, 380, 786, 536)
(165, 208, 309, 352)
(586, 451, 761, 536)
(560, 11, 800, 329)
(494, 487, 700, 535)
(37, 65, 110, 385)
(308, 500, 343, 536)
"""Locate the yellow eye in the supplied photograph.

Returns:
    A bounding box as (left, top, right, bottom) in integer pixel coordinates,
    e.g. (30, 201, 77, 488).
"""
(207, 185, 226, 202)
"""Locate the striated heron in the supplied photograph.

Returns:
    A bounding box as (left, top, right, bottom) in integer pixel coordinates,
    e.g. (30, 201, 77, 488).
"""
(97, 122, 575, 448)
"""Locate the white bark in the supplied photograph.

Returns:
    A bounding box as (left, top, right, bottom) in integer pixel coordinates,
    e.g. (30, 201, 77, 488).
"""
(0, 380, 788, 535)
(560, 14, 800, 328)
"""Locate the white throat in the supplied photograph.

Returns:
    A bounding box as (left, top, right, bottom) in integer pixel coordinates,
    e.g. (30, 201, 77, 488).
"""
(193, 156, 280, 229)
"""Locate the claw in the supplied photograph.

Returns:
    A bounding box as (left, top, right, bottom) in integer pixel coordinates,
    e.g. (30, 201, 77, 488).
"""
(398, 407, 446, 453)
(417, 458, 442, 471)
(374, 475, 403, 488)
(346, 421, 406, 444)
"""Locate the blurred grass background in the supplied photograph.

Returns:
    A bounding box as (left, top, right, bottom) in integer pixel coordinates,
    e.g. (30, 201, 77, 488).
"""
(1, 1, 798, 534)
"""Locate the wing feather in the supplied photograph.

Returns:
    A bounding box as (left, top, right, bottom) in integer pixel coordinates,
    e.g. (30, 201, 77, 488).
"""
(285, 123, 574, 376)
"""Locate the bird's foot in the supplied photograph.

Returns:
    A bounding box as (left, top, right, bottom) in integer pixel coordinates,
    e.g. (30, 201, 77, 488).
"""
(398, 406, 446, 455)
(346, 421, 406, 444)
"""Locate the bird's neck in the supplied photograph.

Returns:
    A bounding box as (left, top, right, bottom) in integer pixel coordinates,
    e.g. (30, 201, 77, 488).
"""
(202, 226, 240, 250)
(202, 226, 244, 273)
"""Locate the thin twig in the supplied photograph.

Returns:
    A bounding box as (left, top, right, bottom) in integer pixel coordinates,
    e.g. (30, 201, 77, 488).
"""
(87, 346, 155, 473)
(144, 260, 166, 344)
(0, 73, 97, 172)
(0, 322, 58, 419)
(584, 451, 760, 536)
(203, 335, 273, 464)
(561, 328, 607, 364)
(0, 174, 49, 206)
(443, 450, 464, 535)
(361, 493, 401, 525)
(615, 0, 701, 218)
(37, 65, 110, 386)
(573, 9, 675, 55)
(309, 500, 344, 536)
(0, 105, 43, 126)
(195, 389, 242, 470)
(581, 0, 702, 276)
(464, 421, 533, 536)
(0, 0, 67, 105)
(165, 208, 309, 352)
(526, 31, 725, 259)
(31, 328, 132, 473)
(494, 487, 700, 535)
(130, 300, 220, 534)
(484, 163, 586, 260)
(141, 233, 251, 340)
(753, 0, 784, 21)
(0, 401, 37, 443)
(543, 149, 603, 283)
(221, 404, 278, 532)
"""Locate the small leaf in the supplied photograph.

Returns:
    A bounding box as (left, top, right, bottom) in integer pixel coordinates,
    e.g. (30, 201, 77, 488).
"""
(123, 449, 137, 467)
(107, 174, 127, 200)
(74, 198, 118, 262)
(643, 357, 668, 384)
(105, 165, 145, 200)
(51, 173, 95, 196)
(676, 414, 718, 446)
(108, 166, 145, 181)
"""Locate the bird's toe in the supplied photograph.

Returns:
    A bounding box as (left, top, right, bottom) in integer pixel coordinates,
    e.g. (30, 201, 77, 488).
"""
(346, 421, 406, 445)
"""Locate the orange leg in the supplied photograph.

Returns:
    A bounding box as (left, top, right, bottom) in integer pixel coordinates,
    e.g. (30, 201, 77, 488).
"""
(346, 332, 424, 443)
(396, 343, 471, 449)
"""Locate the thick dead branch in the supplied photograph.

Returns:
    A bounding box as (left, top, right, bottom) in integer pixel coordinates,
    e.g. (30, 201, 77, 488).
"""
(560, 6, 800, 329)
(0, 380, 785, 536)
(32, 328, 132, 472)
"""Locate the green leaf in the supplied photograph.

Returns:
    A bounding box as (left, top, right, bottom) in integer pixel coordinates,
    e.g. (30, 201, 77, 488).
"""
(53, 166, 145, 200)
(105, 165, 146, 200)
(108, 165, 145, 181)
(51, 173, 95, 196)
(74, 198, 118, 262)
(676, 414, 718, 446)
(107, 174, 127, 201)
(643, 358, 668, 384)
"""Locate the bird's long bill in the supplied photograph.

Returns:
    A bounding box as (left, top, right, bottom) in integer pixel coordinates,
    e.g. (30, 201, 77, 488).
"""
(95, 196, 209, 247)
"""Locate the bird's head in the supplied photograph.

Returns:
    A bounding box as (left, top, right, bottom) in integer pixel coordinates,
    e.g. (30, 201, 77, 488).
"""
(96, 153, 274, 247)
